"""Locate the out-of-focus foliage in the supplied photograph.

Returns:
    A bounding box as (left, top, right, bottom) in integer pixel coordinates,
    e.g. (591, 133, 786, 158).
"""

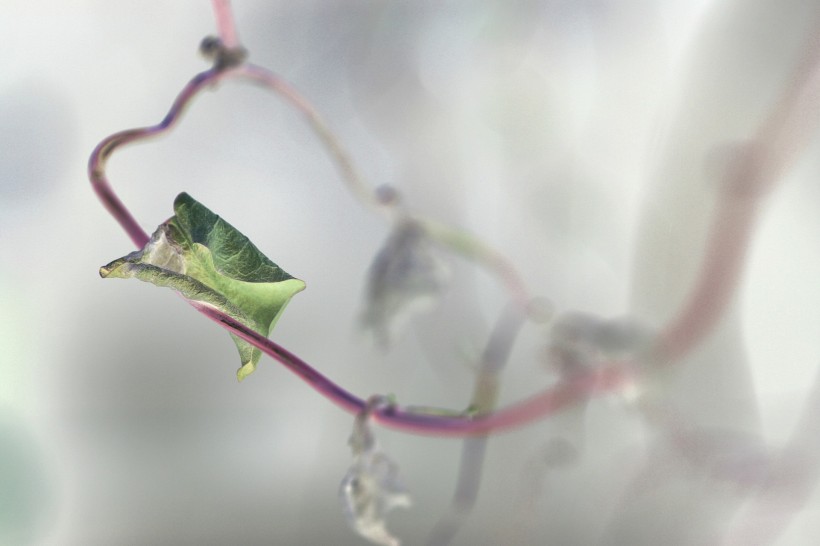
(340, 413, 411, 546)
(360, 220, 448, 349)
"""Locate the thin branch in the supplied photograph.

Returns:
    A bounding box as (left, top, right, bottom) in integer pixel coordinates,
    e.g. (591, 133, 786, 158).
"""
(89, 68, 227, 248)
(418, 218, 534, 314)
(426, 304, 528, 545)
(235, 64, 385, 216)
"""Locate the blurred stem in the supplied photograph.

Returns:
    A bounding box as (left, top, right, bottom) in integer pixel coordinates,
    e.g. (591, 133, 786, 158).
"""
(235, 64, 386, 216)
(418, 218, 534, 315)
(651, 15, 820, 364)
(211, 0, 239, 49)
(427, 304, 527, 545)
(216, 2, 538, 310)
(247, 70, 539, 312)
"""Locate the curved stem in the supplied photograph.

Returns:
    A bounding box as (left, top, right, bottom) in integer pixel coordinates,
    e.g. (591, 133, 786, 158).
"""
(85, 21, 578, 441)
(233, 64, 386, 215)
(88, 68, 227, 247)
(418, 219, 533, 314)
(653, 195, 760, 362)
(193, 301, 630, 437)
(651, 20, 820, 364)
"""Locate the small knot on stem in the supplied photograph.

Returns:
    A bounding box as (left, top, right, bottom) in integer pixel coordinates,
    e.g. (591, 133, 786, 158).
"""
(349, 395, 394, 454)
(200, 35, 248, 71)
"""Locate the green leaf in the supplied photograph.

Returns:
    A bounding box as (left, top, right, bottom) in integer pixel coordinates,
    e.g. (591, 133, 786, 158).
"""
(100, 192, 305, 381)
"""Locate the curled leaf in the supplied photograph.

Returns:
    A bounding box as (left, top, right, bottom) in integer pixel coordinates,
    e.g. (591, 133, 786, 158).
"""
(339, 410, 411, 546)
(100, 193, 305, 380)
(361, 220, 448, 348)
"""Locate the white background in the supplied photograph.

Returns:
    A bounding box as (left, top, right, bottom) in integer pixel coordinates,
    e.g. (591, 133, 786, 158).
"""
(2, 1, 820, 544)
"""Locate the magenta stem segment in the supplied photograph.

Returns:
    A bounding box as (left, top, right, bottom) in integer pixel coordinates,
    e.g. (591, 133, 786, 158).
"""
(88, 63, 374, 249)
(654, 195, 760, 362)
(211, 0, 240, 49)
(88, 68, 228, 248)
(192, 301, 630, 437)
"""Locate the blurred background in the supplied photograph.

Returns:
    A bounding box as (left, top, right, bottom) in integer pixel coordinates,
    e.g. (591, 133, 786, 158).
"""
(2, 1, 820, 544)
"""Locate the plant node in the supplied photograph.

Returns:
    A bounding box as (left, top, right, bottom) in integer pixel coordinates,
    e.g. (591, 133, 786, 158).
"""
(199, 35, 248, 70)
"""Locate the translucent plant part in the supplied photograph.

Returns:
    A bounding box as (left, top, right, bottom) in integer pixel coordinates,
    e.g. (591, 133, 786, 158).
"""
(100, 193, 305, 381)
(361, 220, 449, 348)
(545, 311, 655, 376)
(340, 403, 412, 546)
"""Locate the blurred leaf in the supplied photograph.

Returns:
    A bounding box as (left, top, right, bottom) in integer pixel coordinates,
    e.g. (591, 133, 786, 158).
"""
(546, 311, 655, 376)
(100, 193, 305, 380)
(339, 414, 411, 546)
(361, 220, 447, 348)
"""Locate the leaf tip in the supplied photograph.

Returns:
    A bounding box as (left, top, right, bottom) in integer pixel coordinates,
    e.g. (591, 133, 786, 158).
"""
(173, 191, 194, 210)
(99, 258, 129, 279)
(236, 361, 256, 382)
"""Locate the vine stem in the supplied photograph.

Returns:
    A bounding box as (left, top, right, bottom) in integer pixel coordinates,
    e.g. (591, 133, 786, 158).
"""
(211, 0, 239, 49)
(192, 301, 630, 436)
(89, 68, 226, 248)
(652, 17, 820, 364)
(426, 303, 528, 544)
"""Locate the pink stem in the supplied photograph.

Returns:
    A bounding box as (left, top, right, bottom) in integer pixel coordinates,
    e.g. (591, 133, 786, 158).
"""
(193, 302, 631, 436)
(211, 0, 239, 48)
(88, 68, 228, 247)
(654, 194, 760, 362)
(652, 25, 820, 363)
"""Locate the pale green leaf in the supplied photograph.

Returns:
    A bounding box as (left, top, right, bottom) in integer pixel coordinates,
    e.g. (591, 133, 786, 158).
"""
(100, 193, 305, 380)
